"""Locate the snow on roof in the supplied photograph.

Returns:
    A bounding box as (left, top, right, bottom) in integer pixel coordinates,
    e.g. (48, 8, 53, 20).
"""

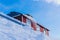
(23, 14, 36, 22)
(7, 12, 36, 23)
(2, 11, 49, 31)
(37, 23, 49, 31)
(23, 14, 49, 31)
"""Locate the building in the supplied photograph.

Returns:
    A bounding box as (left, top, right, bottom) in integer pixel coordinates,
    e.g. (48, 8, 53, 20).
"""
(0, 12, 50, 40)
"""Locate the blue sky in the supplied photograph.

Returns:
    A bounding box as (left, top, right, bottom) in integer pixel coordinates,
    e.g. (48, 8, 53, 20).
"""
(0, 0, 60, 40)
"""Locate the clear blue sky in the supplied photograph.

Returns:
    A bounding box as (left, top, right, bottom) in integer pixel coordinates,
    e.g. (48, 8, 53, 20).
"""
(0, 0, 60, 40)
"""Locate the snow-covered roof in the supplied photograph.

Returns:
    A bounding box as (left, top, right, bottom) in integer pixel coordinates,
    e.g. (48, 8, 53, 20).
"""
(37, 23, 49, 31)
(7, 12, 36, 22)
(6, 12, 49, 31)
(23, 14, 49, 31)
(23, 14, 36, 22)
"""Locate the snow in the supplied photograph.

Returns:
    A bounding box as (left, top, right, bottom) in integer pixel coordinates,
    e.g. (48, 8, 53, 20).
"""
(0, 12, 50, 40)
(23, 14, 36, 22)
